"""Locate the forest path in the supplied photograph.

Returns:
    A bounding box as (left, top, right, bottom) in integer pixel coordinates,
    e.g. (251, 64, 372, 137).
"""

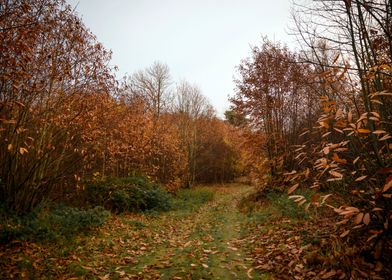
(127, 184, 262, 279)
(123, 184, 261, 279)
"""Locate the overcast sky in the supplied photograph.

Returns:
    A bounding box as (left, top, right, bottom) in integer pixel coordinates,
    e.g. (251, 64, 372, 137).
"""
(66, 0, 295, 117)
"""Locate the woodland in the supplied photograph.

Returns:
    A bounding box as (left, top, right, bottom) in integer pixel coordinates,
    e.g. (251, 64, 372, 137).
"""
(0, 0, 392, 279)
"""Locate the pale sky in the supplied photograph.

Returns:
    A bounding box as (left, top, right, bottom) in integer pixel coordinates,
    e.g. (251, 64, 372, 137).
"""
(66, 0, 295, 117)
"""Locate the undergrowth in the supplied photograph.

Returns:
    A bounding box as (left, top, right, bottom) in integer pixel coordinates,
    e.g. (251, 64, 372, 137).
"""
(86, 175, 173, 213)
(0, 203, 109, 244)
(239, 188, 321, 223)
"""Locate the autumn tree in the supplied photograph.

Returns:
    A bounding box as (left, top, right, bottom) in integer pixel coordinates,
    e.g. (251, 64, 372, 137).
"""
(279, 0, 392, 270)
(231, 38, 316, 180)
(0, 0, 115, 214)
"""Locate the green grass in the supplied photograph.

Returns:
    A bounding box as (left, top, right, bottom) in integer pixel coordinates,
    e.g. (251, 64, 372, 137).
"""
(171, 187, 214, 212)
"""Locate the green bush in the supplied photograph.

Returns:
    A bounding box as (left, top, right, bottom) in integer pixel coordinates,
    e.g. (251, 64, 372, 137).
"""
(110, 189, 130, 212)
(86, 175, 172, 213)
(0, 204, 110, 244)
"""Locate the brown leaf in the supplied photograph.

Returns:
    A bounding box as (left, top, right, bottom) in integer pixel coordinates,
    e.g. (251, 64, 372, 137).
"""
(357, 128, 371, 134)
(355, 175, 367, 182)
(329, 170, 343, 178)
(288, 183, 299, 195)
(247, 268, 253, 279)
(354, 212, 364, 225)
(340, 230, 350, 238)
(19, 147, 28, 155)
(348, 111, 353, 123)
(363, 213, 370, 225)
(382, 179, 392, 193)
(373, 130, 386, 134)
(322, 269, 337, 279)
(380, 134, 392, 141)
(332, 153, 347, 164)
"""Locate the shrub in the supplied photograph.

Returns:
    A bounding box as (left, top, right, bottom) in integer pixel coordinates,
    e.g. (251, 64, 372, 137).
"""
(86, 175, 173, 213)
(0, 204, 109, 244)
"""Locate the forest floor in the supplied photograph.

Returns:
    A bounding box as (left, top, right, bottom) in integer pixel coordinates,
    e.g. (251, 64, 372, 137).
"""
(1, 184, 268, 279)
(2, 184, 385, 279)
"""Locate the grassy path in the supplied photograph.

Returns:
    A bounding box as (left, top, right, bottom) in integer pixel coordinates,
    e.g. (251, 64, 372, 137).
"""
(126, 185, 259, 279)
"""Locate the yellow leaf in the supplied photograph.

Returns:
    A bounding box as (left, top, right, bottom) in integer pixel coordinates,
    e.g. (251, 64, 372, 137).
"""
(7, 144, 13, 151)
